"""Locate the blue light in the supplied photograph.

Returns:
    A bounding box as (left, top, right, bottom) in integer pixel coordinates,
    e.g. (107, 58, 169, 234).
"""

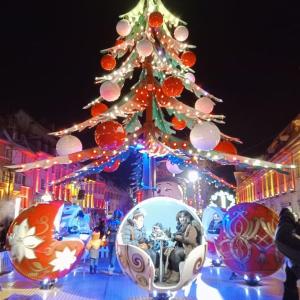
(135, 143, 145, 150)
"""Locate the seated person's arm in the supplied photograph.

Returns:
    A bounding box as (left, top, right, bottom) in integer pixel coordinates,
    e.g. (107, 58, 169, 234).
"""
(122, 226, 139, 246)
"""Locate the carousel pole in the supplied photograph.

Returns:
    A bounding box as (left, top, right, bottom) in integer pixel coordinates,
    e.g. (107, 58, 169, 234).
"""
(141, 154, 156, 200)
(142, 58, 171, 300)
(141, 58, 157, 201)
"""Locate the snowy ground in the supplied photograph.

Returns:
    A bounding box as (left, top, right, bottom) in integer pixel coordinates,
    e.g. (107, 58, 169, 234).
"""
(0, 258, 291, 300)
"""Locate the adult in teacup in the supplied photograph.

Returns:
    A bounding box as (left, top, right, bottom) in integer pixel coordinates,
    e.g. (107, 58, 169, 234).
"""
(122, 208, 159, 276)
(165, 210, 201, 284)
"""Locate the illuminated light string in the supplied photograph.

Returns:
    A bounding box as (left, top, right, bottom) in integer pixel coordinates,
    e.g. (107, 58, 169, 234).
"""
(166, 155, 235, 189)
(50, 149, 132, 186)
(7, 131, 296, 174)
(210, 190, 236, 208)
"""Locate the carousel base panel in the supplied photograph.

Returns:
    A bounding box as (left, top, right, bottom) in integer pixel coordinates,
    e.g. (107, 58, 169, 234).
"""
(0, 259, 297, 300)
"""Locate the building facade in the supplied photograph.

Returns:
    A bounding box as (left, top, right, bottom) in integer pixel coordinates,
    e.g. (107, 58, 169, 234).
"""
(0, 110, 130, 213)
(236, 114, 300, 215)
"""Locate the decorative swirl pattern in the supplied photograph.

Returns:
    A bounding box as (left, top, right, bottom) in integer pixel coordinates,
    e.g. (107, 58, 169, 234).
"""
(36, 216, 50, 236)
(216, 203, 284, 277)
(193, 257, 203, 275)
(136, 274, 148, 287)
(129, 253, 145, 273)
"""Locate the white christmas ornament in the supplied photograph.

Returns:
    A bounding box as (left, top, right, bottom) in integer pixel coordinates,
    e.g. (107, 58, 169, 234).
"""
(136, 39, 154, 57)
(190, 122, 221, 151)
(166, 160, 183, 174)
(100, 81, 121, 102)
(116, 19, 132, 37)
(195, 97, 215, 114)
(174, 26, 189, 42)
(56, 135, 82, 156)
(185, 72, 196, 83)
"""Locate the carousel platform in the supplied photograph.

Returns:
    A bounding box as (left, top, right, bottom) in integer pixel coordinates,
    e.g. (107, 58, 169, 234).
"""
(0, 259, 294, 300)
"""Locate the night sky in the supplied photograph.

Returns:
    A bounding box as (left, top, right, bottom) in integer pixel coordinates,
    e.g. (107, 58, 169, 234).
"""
(1, 0, 300, 159)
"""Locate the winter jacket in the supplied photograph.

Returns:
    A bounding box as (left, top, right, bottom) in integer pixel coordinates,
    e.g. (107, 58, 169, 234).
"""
(174, 222, 198, 256)
(107, 218, 121, 244)
(86, 231, 104, 259)
(275, 208, 300, 266)
(122, 219, 147, 246)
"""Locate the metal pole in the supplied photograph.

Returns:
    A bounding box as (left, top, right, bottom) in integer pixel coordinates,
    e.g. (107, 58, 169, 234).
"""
(142, 154, 156, 200)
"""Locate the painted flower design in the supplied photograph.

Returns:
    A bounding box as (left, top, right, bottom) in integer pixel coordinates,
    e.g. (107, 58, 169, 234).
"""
(50, 247, 77, 272)
(8, 219, 43, 262)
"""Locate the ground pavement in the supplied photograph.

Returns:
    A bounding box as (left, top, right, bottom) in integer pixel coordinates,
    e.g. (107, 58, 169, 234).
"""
(0, 258, 293, 300)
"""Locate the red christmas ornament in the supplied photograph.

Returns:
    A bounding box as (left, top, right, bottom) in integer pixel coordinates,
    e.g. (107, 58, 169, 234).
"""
(149, 12, 164, 28)
(215, 203, 284, 278)
(155, 85, 169, 106)
(91, 103, 108, 117)
(100, 54, 117, 71)
(214, 140, 238, 155)
(104, 160, 121, 173)
(6, 201, 84, 281)
(181, 51, 197, 67)
(169, 141, 179, 149)
(171, 116, 186, 130)
(135, 86, 151, 107)
(162, 77, 184, 97)
(115, 39, 124, 46)
(94, 121, 126, 151)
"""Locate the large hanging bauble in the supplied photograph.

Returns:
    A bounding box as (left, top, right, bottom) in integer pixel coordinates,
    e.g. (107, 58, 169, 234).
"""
(56, 135, 82, 156)
(149, 11, 164, 28)
(115, 39, 124, 46)
(135, 86, 150, 107)
(6, 201, 84, 281)
(190, 122, 221, 151)
(162, 77, 184, 97)
(116, 197, 206, 292)
(171, 116, 186, 131)
(136, 39, 153, 57)
(215, 203, 284, 279)
(91, 103, 108, 117)
(100, 81, 121, 102)
(100, 54, 116, 71)
(214, 140, 238, 155)
(104, 160, 121, 173)
(116, 19, 132, 37)
(166, 160, 184, 174)
(94, 121, 126, 151)
(195, 97, 215, 114)
(185, 72, 196, 83)
(181, 51, 197, 67)
(155, 85, 169, 106)
(174, 26, 189, 42)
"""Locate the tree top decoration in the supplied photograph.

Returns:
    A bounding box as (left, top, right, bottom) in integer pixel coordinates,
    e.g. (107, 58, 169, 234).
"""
(7, 0, 296, 183)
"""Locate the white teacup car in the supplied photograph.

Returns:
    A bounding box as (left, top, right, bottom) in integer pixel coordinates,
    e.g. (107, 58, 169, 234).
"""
(116, 197, 207, 292)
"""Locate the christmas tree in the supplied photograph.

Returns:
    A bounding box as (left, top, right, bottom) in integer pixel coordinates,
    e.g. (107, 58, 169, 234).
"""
(8, 0, 295, 199)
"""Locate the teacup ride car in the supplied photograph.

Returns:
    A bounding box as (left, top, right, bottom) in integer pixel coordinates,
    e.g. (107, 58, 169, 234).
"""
(6, 201, 85, 289)
(116, 197, 207, 298)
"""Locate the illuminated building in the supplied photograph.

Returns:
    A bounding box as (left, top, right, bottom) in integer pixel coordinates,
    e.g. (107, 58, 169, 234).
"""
(0, 110, 129, 212)
(236, 114, 300, 215)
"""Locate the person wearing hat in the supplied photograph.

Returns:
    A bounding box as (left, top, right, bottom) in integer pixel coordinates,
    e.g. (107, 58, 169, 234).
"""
(122, 208, 158, 268)
(275, 207, 300, 300)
